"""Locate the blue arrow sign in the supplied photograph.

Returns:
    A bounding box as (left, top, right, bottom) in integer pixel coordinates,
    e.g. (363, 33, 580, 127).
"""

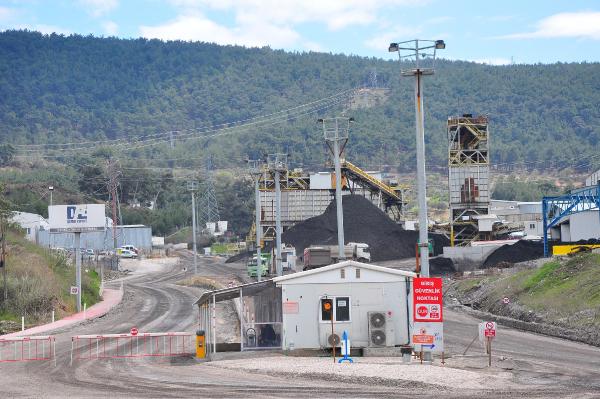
(422, 344, 435, 349)
(338, 330, 353, 364)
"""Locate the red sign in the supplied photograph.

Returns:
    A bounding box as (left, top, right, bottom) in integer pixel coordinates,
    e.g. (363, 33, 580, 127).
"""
(413, 277, 443, 322)
(130, 327, 138, 336)
(484, 329, 496, 337)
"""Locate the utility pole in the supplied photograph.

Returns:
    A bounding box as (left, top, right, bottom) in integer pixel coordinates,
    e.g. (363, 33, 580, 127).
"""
(1, 220, 7, 302)
(107, 159, 121, 270)
(320, 117, 352, 261)
(48, 186, 54, 249)
(248, 160, 263, 281)
(74, 231, 82, 312)
(388, 39, 445, 278)
(268, 154, 287, 276)
(187, 181, 198, 274)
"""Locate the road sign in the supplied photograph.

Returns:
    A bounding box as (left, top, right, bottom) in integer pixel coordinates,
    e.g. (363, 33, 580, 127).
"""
(338, 330, 353, 363)
(502, 297, 510, 304)
(70, 286, 79, 295)
(412, 322, 444, 352)
(413, 334, 434, 344)
(413, 277, 443, 322)
(479, 321, 496, 341)
(130, 327, 138, 336)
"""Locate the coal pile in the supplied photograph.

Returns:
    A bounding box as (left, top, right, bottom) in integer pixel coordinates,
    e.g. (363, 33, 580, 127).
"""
(282, 195, 449, 262)
(483, 240, 544, 268)
(429, 257, 455, 275)
(226, 251, 252, 264)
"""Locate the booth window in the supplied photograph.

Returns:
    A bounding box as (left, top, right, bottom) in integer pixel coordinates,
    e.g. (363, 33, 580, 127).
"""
(320, 296, 351, 322)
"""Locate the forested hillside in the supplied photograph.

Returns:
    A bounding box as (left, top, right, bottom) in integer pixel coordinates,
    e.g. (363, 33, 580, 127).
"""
(1, 30, 600, 171)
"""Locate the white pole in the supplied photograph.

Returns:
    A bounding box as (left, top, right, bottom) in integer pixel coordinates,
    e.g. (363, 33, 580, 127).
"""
(21, 316, 24, 331)
(414, 70, 430, 277)
(255, 178, 262, 282)
(75, 232, 82, 312)
(333, 134, 345, 260)
(52, 310, 55, 323)
(275, 170, 282, 276)
(83, 303, 87, 319)
(191, 191, 198, 274)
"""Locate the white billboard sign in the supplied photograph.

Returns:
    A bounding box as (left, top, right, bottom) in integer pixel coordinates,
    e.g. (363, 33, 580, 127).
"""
(48, 204, 106, 232)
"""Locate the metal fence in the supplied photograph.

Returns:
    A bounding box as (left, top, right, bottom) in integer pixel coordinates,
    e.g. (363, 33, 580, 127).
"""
(0, 336, 56, 363)
(70, 332, 193, 364)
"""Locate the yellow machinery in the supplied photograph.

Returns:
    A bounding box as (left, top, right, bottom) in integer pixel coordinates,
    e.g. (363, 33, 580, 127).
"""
(196, 330, 206, 358)
(552, 244, 600, 256)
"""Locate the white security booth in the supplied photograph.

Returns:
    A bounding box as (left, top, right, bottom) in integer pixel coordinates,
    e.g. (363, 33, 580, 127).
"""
(273, 260, 416, 350)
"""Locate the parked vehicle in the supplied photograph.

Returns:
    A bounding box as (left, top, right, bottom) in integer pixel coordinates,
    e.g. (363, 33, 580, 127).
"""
(84, 249, 95, 256)
(120, 245, 139, 254)
(303, 243, 370, 270)
(118, 249, 137, 258)
(247, 254, 270, 277)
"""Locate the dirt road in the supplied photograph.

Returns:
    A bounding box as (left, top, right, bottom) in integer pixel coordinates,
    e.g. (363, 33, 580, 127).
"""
(0, 253, 599, 398)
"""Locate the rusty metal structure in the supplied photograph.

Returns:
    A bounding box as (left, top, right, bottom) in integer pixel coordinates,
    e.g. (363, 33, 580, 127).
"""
(448, 114, 490, 246)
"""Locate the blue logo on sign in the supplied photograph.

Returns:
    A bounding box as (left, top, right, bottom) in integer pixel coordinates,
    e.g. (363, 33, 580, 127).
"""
(67, 206, 88, 224)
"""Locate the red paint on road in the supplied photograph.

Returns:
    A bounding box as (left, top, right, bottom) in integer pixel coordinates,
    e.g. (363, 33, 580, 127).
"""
(0, 288, 123, 338)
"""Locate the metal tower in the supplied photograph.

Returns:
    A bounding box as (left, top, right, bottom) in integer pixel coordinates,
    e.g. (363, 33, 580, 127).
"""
(201, 156, 220, 231)
(320, 117, 352, 261)
(448, 114, 490, 246)
(267, 153, 287, 276)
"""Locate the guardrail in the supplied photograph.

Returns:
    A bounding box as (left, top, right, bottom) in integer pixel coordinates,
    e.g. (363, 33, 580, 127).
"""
(70, 332, 193, 364)
(0, 335, 56, 364)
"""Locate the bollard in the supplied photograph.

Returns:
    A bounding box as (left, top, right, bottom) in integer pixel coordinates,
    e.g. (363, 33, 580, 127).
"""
(83, 303, 87, 319)
(52, 310, 55, 324)
(21, 316, 24, 331)
(196, 330, 206, 359)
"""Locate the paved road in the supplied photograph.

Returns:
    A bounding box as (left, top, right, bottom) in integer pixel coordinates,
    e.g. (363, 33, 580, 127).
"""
(1, 253, 599, 398)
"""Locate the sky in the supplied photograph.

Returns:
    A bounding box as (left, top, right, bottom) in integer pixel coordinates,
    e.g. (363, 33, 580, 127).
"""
(1, 0, 600, 64)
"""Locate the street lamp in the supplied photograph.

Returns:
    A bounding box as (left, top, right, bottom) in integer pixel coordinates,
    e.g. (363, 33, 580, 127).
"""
(389, 39, 445, 278)
(48, 186, 54, 207)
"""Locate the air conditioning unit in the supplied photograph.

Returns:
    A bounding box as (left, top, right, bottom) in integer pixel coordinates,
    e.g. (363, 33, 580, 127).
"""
(320, 331, 341, 348)
(368, 311, 394, 347)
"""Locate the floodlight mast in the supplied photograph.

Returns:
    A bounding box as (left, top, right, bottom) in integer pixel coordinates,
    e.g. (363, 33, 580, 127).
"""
(389, 39, 445, 278)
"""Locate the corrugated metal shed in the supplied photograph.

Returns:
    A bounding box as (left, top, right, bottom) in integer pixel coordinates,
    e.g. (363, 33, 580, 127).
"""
(37, 225, 152, 250)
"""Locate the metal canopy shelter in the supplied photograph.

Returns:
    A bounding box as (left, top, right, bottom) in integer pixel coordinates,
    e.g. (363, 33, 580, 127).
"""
(542, 184, 600, 257)
(194, 279, 282, 355)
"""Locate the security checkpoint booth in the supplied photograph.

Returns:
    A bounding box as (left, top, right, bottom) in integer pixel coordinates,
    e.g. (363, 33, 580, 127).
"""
(195, 261, 417, 354)
(273, 261, 416, 350)
(195, 280, 283, 354)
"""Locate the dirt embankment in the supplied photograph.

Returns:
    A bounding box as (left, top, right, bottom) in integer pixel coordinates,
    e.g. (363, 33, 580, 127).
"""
(282, 195, 449, 262)
(447, 253, 600, 347)
(0, 229, 101, 334)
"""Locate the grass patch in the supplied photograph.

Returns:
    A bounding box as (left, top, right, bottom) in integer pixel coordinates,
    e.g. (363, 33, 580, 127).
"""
(0, 228, 101, 325)
(522, 260, 562, 291)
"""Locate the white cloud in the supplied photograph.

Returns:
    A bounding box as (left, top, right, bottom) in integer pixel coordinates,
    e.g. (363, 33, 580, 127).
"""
(140, 14, 300, 48)
(102, 20, 118, 36)
(0, 6, 16, 21)
(168, 0, 427, 31)
(363, 25, 421, 51)
(79, 0, 119, 17)
(497, 11, 600, 40)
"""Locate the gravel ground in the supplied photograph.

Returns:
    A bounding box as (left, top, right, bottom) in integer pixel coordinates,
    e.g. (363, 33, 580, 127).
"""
(208, 355, 517, 390)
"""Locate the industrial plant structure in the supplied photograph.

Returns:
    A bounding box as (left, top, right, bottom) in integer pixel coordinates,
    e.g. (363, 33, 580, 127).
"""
(447, 114, 491, 246)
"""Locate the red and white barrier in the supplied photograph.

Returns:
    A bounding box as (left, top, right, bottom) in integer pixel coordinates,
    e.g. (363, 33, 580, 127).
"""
(0, 335, 56, 363)
(70, 332, 192, 364)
